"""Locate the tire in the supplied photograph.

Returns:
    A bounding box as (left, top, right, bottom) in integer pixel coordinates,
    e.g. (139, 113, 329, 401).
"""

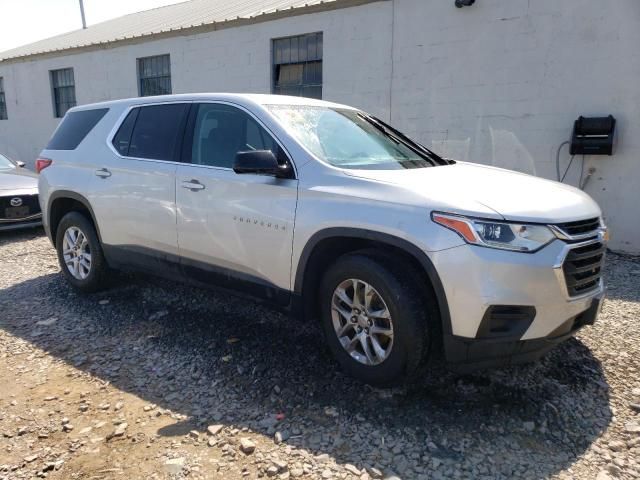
(55, 211, 111, 292)
(319, 251, 436, 386)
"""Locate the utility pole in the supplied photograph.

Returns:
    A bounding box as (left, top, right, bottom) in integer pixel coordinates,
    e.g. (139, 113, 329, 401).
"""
(79, 0, 87, 29)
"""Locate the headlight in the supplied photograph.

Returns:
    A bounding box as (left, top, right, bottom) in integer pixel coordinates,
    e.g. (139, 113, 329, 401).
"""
(432, 212, 556, 252)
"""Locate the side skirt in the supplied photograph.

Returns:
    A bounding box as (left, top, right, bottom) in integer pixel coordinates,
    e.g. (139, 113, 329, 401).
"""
(102, 244, 292, 310)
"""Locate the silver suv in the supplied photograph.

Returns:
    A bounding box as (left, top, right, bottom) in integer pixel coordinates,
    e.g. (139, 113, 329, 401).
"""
(38, 94, 607, 385)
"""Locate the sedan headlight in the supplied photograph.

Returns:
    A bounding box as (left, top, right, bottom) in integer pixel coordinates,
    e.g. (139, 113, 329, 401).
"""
(432, 212, 556, 252)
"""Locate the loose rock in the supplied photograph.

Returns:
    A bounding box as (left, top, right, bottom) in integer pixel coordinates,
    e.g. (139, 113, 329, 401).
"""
(239, 438, 256, 454)
(164, 457, 185, 475)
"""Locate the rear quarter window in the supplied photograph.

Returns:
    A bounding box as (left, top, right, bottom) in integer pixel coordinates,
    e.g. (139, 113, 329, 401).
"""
(46, 108, 109, 150)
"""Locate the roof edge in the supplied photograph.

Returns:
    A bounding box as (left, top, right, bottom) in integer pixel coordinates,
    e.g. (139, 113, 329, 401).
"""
(0, 0, 386, 65)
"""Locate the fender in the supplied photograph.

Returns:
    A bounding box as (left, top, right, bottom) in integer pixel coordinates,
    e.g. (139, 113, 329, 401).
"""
(46, 190, 103, 245)
(294, 227, 453, 335)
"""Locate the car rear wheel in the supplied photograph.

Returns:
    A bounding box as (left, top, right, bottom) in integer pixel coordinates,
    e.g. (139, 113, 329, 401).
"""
(55, 212, 110, 292)
(319, 252, 434, 386)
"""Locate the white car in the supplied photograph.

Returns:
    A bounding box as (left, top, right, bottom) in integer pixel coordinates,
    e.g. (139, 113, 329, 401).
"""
(37, 94, 606, 385)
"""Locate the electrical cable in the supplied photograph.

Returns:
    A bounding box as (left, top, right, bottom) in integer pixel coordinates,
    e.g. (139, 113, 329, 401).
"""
(560, 154, 576, 183)
(578, 154, 585, 188)
(555, 140, 570, 181)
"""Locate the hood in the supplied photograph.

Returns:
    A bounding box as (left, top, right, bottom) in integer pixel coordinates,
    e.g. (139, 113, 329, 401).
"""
(343, 162, 601, 223)
(0, 169, 38, 191)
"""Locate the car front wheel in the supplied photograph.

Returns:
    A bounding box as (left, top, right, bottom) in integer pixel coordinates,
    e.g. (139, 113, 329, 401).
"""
(319, 252, 433, 386)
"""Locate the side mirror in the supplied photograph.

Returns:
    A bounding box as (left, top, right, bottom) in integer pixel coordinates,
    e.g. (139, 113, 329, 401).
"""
(233, 150, 292, 178)
(16, 161, 25, 168)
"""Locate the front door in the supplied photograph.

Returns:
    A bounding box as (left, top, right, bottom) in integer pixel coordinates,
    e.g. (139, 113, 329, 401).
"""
(175, 102, 298, 304)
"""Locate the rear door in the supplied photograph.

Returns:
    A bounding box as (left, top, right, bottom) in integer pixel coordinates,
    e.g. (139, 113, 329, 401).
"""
(175, 102, 298, 304)
(89, 102, 190, 271)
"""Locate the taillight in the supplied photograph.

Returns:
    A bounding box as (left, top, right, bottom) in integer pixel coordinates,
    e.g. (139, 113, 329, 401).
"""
(35, 158, 52, 173)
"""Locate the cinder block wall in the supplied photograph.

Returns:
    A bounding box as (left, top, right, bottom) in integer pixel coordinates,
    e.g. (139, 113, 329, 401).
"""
(0, 0, 638, 252)
(390, 0, 640, 253)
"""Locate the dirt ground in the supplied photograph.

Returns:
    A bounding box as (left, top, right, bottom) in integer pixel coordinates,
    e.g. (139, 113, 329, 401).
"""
(1, 228, 639, 480)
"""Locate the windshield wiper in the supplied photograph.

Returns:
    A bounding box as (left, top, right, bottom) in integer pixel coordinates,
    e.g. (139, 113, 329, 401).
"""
(357, 113, 435, 166)
(358, 113, 452, 166)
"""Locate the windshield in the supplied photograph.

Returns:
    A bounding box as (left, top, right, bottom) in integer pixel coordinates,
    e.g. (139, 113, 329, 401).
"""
(0, 154, 15, 170)
(267, 105, 441, 170)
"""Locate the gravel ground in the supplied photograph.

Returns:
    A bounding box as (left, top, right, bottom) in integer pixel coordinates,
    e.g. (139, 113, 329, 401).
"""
(1, 228, 639, 480)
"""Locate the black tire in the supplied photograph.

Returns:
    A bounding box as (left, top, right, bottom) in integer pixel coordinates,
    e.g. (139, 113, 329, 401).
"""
(319, 251, 436, 386)
(55, 211, 111, 292)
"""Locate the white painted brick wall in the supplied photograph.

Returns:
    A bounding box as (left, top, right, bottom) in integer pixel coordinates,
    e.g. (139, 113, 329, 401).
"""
(0, 0, 638, 252)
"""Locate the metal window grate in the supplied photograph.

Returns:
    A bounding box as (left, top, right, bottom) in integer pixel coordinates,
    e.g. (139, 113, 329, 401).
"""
(50, 68, 76, 118)
(272, 32, 322, 100)
(138, 54, 172, 97)
(0, 77, 7, 120)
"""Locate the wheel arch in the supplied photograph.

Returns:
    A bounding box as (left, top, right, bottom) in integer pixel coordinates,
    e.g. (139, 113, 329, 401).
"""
(294, 228, 452, 335)
(47, 191, 102, 247)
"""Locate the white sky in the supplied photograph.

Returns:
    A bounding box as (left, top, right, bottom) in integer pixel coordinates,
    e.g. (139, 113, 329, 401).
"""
(0, 0, 186, 52)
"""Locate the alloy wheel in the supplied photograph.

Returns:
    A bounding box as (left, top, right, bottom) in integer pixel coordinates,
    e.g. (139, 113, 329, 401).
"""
(62, 226, 92, 280)
(331, 278, 394, 365)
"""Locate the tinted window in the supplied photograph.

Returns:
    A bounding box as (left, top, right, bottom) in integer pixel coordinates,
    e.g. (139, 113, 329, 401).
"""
(128, 103, 188, 161)
(46, 108, 109, 150)
(112, 108, 139, 156)
(191, 104, 278, 168)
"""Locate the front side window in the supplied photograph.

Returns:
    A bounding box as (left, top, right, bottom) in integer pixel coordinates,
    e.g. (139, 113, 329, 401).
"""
(272, 32, 322, 100)
(191, 104, 278, 168)
(125, 103, 188, 160)
(138, 54, 172, 97)
(268, 105, 438, 170)
(50, 68, 76, 118)
(0, 77, 7, 120)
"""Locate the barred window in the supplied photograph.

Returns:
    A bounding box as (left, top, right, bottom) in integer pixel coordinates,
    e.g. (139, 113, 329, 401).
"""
(0, 77, 7, 120)
(272, 32, 322, 100)
(50, 68, 76, 118)
(138, 54, 172, 97)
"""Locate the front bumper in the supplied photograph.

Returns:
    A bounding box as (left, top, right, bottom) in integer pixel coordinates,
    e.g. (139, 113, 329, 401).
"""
(1, 191, 42, 232)
(0, 214, 43, 232)
(443, 295, 603, 372)
(429, 231, 606, 370)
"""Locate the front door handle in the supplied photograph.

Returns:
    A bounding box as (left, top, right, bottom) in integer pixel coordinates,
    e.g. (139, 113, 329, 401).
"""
(181, 179, 205, 191)
(95, 168, 112, 178)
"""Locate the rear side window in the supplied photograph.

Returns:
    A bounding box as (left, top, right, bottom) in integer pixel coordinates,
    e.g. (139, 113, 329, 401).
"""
(125, 104, 188, 161)
(46, 108, 109, 150)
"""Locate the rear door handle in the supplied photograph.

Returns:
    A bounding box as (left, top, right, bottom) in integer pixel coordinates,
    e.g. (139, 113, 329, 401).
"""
(95, 168, 112, 178)
(181, 179, 205, 191)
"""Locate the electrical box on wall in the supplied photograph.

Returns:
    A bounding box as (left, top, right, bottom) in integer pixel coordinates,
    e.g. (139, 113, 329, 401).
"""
(570, 115, 616, 155)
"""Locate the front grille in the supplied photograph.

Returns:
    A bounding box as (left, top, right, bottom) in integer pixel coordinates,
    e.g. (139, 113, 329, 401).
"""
(562, 241, 605, 296)
(0, 194, 41, 219)
(555, 217, 600, 237)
